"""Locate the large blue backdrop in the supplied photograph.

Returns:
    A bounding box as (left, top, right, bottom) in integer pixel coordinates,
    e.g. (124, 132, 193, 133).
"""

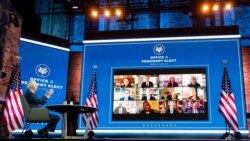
(80, 35, 247, 134)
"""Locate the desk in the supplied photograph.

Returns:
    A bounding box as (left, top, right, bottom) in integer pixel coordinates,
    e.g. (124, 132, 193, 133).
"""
(46, 104, 97, 139)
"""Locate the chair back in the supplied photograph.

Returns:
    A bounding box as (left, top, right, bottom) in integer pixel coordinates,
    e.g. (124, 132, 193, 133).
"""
(20, 95, 30, 119)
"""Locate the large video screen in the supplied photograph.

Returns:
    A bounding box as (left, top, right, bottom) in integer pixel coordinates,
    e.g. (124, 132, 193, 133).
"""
(112, 68, 208, 121)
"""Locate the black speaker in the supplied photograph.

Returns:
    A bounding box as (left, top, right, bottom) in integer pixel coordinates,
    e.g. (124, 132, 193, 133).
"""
(0, 70, 6, 78)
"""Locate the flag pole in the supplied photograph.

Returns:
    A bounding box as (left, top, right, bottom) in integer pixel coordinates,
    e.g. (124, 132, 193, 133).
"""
(83, 65, 98, 139)
(222, 59, 230, 139)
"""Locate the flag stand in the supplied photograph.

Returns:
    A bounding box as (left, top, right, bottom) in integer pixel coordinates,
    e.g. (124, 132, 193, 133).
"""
(219, 60, 240, 140)
(222, 123, 229, 139)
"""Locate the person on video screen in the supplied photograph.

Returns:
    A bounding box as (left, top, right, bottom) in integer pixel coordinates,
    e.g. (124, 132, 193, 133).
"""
(167, 76, 179, 87)
(189, 89, 200, 101)
(141, 88, 156, 100)
(166, 101, 178, 114)
(141, 75, 154, 88)
(187, 101, 204, 114)
(140, 101, 155, 114)
(121, 78, 133, 87)
(119, 89, 134, 101)
(160, 90, 172, 100)
(114, 102, 129, 114)
(188, 76, 201, 87)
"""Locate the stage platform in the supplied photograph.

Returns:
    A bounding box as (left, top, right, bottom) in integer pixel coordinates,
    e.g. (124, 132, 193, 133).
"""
(1, 129, 249, 140)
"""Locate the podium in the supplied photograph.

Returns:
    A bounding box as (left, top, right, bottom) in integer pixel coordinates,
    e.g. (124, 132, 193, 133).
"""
(46, 104, 97, 139)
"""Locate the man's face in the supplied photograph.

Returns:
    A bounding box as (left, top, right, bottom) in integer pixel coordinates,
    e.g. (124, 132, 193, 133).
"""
(124, 90, 130, 97)
(31, 82, 38, 92)
(146, 88, 152, 96)
(124, 79, 129, 85)
(169, 101, 174, 108)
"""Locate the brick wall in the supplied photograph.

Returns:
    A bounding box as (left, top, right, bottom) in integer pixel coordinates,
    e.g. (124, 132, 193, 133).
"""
(0, 16, 22, 98)
(242, 47, 250, 131)
(66, 52, 82, 103)
(0, 15, 22, 136)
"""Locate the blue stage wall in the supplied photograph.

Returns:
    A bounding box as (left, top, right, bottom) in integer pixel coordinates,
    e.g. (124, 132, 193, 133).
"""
(80, 35, 248, 134)
(19, 38, 70, 130)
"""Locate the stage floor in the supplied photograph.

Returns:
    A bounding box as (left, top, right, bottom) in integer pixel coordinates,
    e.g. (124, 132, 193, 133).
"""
(2, 130, 249, 140)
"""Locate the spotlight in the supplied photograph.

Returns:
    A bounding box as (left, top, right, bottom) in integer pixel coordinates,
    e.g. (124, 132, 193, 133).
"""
(213, 4, 219, 12)
(202, 4, 209, 13)
(91, 9, 98, 18)
(115, 9, 122, 17)
(104, 9, 110, 17)
(225, 3, 232, 10)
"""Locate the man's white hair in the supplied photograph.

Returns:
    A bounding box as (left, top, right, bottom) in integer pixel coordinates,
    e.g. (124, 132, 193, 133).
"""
(27, 80, 37, 89)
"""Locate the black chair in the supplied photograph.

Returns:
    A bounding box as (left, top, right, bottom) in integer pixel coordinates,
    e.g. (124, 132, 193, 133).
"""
(20, 95, 51, 137)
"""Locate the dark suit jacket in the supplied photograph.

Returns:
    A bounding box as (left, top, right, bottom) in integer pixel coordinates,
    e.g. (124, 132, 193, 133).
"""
(23, 88, 60, 132)
(167, 82, 178, 87)
(24, 89, 48, 108)
(141, 81, 154, 88)
(141, 95, 156, 100)
(119, 97, 134, 101)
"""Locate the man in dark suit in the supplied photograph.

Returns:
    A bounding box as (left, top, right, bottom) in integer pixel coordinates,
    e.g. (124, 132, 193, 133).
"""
(114, 102, 129, 114)
(24, 80, 60, 139)
(141, 88, 156, 100)
(187, 101, 205, 114)
(166, 101, 178, 114)
(119, 89, 134, 101)
(141, 75, 154, 88)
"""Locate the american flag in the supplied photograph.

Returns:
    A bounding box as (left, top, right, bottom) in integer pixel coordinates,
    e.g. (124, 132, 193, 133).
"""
(2, 63, 24, 132)
(218, 66, 238, 132)
(83, 69, 98, 130)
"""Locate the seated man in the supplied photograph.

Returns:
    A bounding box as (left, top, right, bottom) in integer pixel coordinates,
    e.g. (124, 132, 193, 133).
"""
(24, 80, 60, 138)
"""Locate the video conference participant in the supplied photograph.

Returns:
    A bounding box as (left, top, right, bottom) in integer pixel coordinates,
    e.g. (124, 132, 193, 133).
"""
(188, 76, 201, 87)
(189, 89, 200, 101)
(141, 75, 154, 88)
(141, 88, 156, 100)
(187, 101, 205, 114)
(160, 90, 172, 100)
(140, 101, 155, 114)
(167, 76, 179, 87)
(114, 102, 129, 114)
(24, 80, 60, 139)
(166, 101, 178, 114)
(121, 78, 133, 87)
(119, 89, 135, 101)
